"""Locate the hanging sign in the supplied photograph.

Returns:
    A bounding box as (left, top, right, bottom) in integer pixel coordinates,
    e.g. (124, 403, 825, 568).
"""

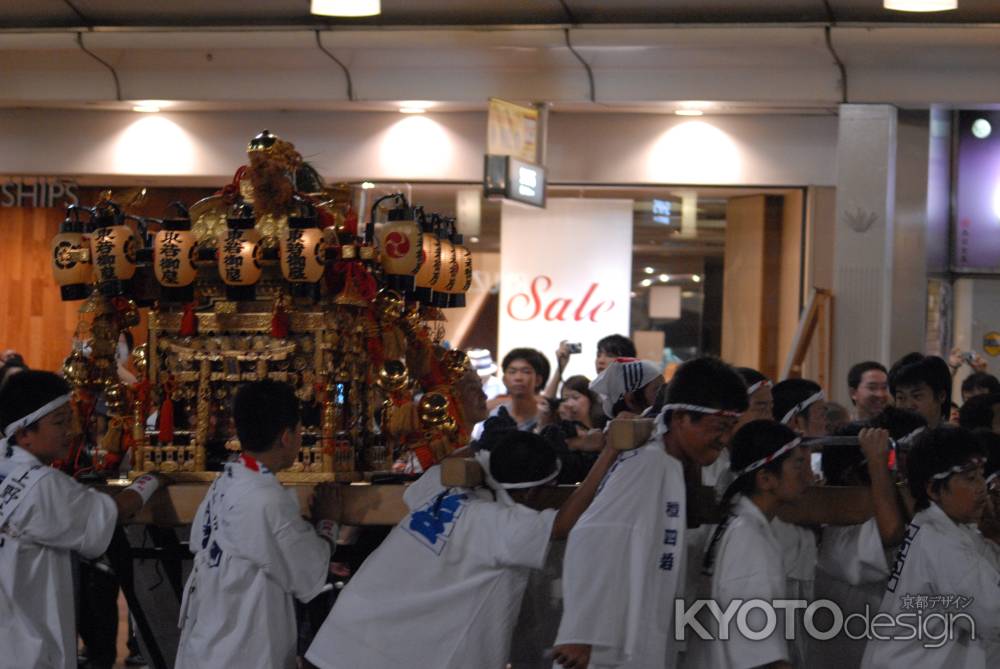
(487, 98, 538, 164)
(498, 198, 634, 381)
(1, 178, 79, 208)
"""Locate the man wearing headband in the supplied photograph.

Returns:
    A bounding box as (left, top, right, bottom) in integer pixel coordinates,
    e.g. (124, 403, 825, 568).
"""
(772, 378, 828, 438)
(0, 371, 166, 669)
(702, 367, 773, 495)
(554, 357, 748, 669)
(306, 426, 616, 669)
(589, 357, 664, 419)
(861, 426, 1000, 668)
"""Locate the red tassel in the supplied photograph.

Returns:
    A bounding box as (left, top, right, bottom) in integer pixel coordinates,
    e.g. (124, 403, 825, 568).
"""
(271, 299, 289, 339)
(180, 302, 198, 336)
(343, 208, 359, 236)
(158, 378, 175, 444)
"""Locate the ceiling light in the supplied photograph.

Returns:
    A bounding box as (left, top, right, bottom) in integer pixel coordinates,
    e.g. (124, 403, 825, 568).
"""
(659, 274, 671, 282)
(640, 279, 653, 288)
(630, 291, 638, 298)
(972, 118, 992, 139)
(132, 104, 160, 113)
(311, 0, 381, 17)
(675, 109, 704, 117)
(692, 274, 702, 283)
(361, 181, 375, 190)
(883, 0, 957, 11)
(399, 107, 426, 114)
(469, 236, 480, 243)
(644, 266, 655, 274)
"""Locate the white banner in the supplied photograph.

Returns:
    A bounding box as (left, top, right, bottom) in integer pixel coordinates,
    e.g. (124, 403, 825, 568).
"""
(499, 198, 634, 384)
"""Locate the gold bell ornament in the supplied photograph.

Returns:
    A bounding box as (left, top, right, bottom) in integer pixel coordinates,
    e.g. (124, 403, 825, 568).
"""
(154, 203, 197, 303)
(378, 360, 417, 436)
(280, 203, 326, 298)
(218, 205, 263, 301)
(89, 202, 138, 297)
(374, 289, 407, 360)
(62, 349, 90, 389)
(51, 205, 93, 301)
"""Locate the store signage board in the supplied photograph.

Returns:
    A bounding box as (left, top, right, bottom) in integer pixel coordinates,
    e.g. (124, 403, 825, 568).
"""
(1, 177, 79, 208)
(954, 111, 1000, 272)
(487, 98, 538, 164)
(498, 198, 634, 381)
(484, 155, 546, 208)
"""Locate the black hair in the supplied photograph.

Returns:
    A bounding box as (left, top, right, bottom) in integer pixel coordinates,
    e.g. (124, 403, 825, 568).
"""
(662, 357, 748, 429)
(232, 380, 300, 453)
(888, 353, 952, 419)
(0, 370, 69, 435)
(962, 372, 1000, 397)
(562, 374, 606, 429)
(487, 429, 559, 486)
(772, 378, 822, 425)
(736, 367, 769, 389)
(981, 430, 1000, 485)
(906, 426, 985, 511)
(848, 361, 887, 391)
(704, 419, 799, 574)
(596, 334, 636, 359)
(959, 392, 1000, 431)
(823, 407, 927, 486)
(501, 348, 550, 392)
(0, 354, 28, 392)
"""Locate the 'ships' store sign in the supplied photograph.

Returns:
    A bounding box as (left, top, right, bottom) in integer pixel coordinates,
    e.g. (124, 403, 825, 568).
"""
(498, 198, 633, 381)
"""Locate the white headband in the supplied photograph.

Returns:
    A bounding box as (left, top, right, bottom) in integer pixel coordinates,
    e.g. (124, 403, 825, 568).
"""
(653, 403, 743, 441)
(987, 470, 999, 487)
(731, 437, 803, 478)
(746, 380, 772, 396)
(2, 394, 72, 438)
(472, 450, 561, 504)
(780, 390, 826, 425)
(930, 457, 986, 481)
(896, 426, 926, 447)
(1, 393, 72, 453)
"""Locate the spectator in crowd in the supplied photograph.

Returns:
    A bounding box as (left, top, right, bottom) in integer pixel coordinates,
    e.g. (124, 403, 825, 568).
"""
(888, 353, 952, 429)
(594, 334, 636, 375)
(959, 392, 1000, 434)
(825, 401, 852, 437)
(961, 371, 1000, 403)
(466, 348, 506, 401)
(477, 348, 550, 438)
(847, 361, 890, 421)
(0, 351, 27, 391)
(590, 358, 664, 419)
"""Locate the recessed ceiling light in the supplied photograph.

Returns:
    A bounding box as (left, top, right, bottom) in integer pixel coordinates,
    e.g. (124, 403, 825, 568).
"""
(469, 236, 480, 243)
(630, 291, 638, 298)
(311, 0, 381, 17)
(132, 104, 160, 113)
(883, 0, 956, 11)
(675, 109, 704, 117)
(644, 266, 655, 274)
(399, 107, 427, 114)
(972, 118, 992, 139)
(361, 181, 375, 190)
(659, 274, 671, 282)
(640, 278, 653, 288)
(692, 274, 702, 283)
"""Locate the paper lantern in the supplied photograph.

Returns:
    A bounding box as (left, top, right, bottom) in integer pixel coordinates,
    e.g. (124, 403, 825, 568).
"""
(90, 220, 138, 297)
(413, 228, 441, 304)
(448, 242, 472, 308)
(218, 216, 262, 301)
(377, 206, 422, 294)
(432, 236, 459, 307)
(154, 218, 197, 303)
(51, 208, 93, 301)
(281, 211, 326, 297)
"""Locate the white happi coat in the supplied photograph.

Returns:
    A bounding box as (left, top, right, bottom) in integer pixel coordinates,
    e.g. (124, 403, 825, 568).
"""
(684, 495, 790, 669)
(0, 445, 117, 669)
(554, 440, 687, 669)
(770, 516, 817, 667)
(175, 456, 331, 669)
(860, 502, 1000, 669)
(811, 518, 891, 669)
(305, 465, 556, 669)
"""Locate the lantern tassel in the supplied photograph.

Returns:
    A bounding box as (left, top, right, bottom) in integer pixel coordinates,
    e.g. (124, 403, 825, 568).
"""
(158, 379, 175, 445)
(271, 295, 290, 338)
(180, 302, 198, 336)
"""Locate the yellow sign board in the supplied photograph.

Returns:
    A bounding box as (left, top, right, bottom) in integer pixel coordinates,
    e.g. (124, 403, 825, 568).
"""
(487, 98, 539, 164)
(984, 331, 1000, 357)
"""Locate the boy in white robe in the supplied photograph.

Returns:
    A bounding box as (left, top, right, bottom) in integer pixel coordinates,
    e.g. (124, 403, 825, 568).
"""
(811, 408, 925, 669)
(175, 380, 341, 669)
(0, 371, 165, 669)
(861, 426, 1000, 669)
(687, 420, 811, 669)
(553, 357, 749, 669)
(305, 427, 618, 669)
